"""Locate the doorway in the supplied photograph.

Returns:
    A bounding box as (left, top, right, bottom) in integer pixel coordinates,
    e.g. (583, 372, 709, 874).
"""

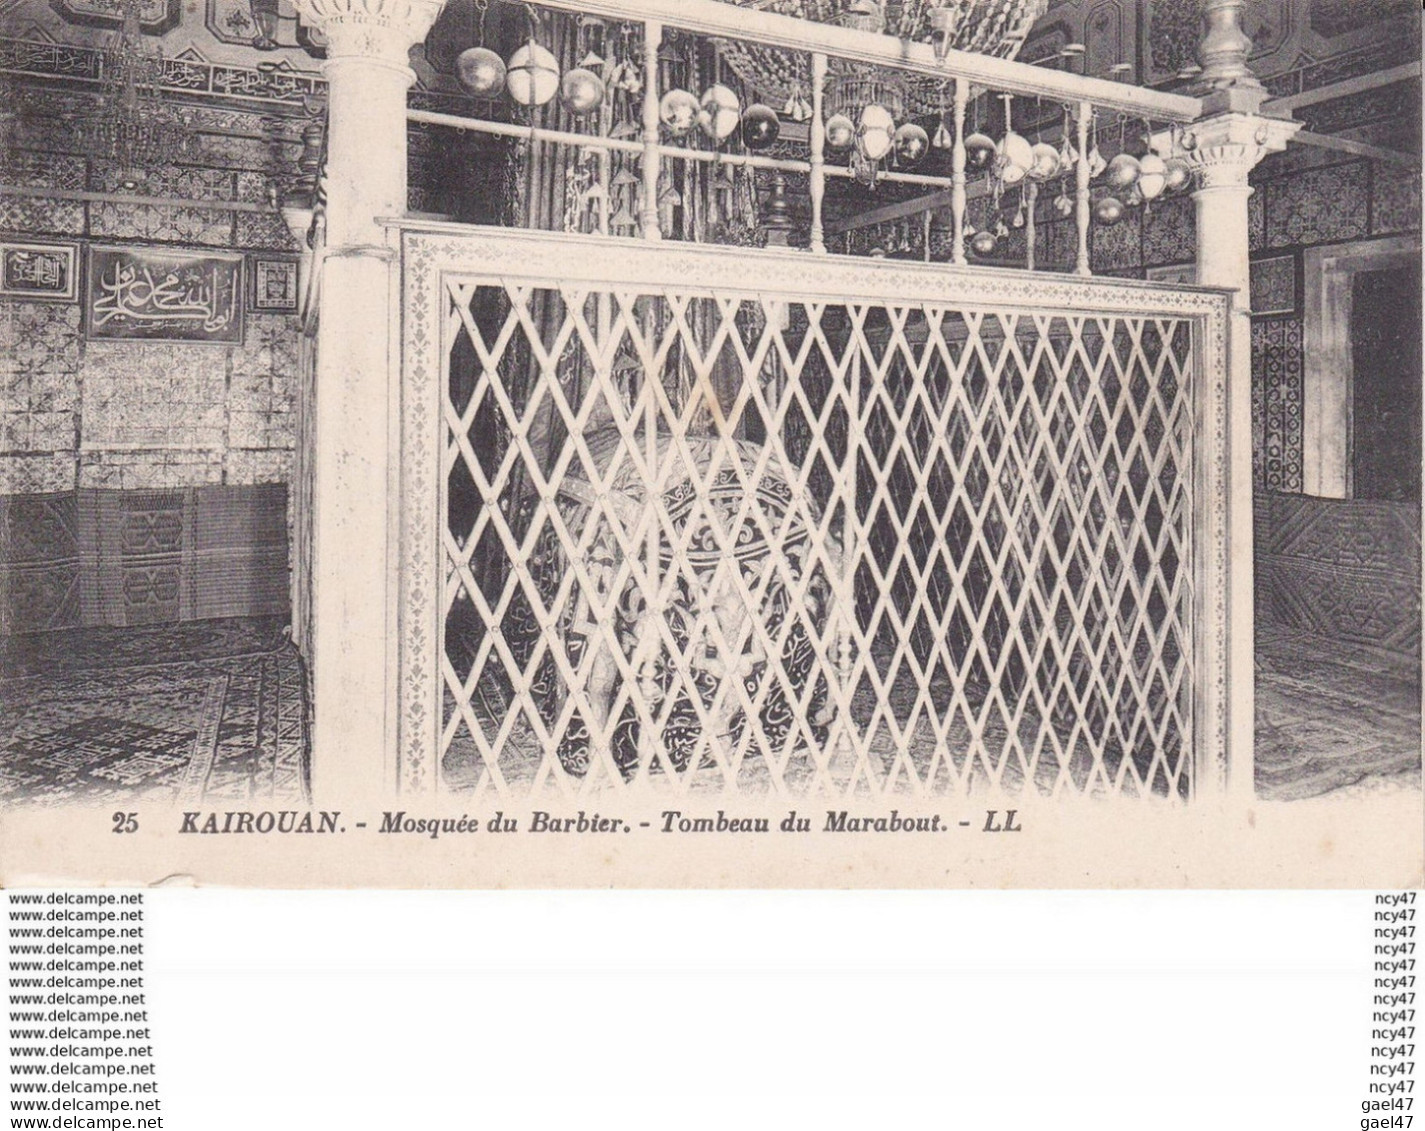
(1351, 261, 1422, 502)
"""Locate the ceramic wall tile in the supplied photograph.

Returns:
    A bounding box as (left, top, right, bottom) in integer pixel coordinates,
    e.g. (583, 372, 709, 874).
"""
(78, 450, 224, 490)
(0, 151, 87, 192)
(1140, 197, 1195, 266)
(0, 194, 86, 236)
(1250, 254, 1297, 315)
(91, 164, 237, 202)
(0, 452, 76, 493)
(82, 342, 228, 449)
(1252, 317, 1305, 493)
(225, 448, 292, 485)
(1371, 164, 1422, 236)
(90, 202, 233, 246)
(234, 210, 300, 251)
(1266, 161, 1370, 248)
(1091, 215, 1142, 272)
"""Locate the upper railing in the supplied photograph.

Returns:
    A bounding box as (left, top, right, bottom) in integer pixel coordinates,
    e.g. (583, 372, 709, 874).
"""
(530, 0, 1205, 122)
(407, 0, 1221, 277)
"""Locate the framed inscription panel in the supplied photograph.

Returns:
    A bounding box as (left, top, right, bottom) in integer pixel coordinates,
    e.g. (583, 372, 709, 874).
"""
(85, 246, 245, 343)
(0, 241, 79, 301)
(250, 257, 300, 314)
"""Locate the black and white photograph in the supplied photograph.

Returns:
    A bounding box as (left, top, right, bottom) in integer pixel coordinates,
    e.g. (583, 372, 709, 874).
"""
(0, 0, 1419, 888)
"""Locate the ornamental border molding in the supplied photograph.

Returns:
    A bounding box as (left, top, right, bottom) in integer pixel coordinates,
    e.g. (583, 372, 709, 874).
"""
(394, 223, 1232, 797)
(293, 0, 443, 69)
(1179, 112, 1303, 190)
(395, 223, 1234, 319)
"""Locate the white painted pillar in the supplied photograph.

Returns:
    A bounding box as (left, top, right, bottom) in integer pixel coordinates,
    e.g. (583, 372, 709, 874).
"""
(1182, 96, 1299, 801)
(293, 0, 444, 804)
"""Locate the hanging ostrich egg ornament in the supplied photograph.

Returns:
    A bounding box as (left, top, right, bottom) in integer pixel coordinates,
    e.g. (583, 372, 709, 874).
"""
(506, 42, 560, 107)
(698, 84, 741, 142)
(824, 113, 856, 151)
(558, 67, 605, 116)
(1094, 195, 1125, 225)
(1105, 152, 1141, 189)
(893, 122, 930, 168)
(964, 132, 997, 170)
(1163, 156, 1192, 193)
(1027, 141, 1061, 181)
(970, 229, 998, 256)
(1053, 190, 1074, 218)
(858, 103, 896, 161)
(457, 46, 506, 99)
(997, 130, 1033, 185)
(1137, 153, 1167, 201)
(658, 88, 700, 136)
(741, 103, 781, 150)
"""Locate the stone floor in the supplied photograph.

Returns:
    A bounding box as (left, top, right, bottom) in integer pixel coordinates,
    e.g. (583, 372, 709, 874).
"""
(1255, 621, 1422, 801)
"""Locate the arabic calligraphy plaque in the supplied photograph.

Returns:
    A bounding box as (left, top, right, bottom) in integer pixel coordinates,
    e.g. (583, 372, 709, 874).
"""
(85, 247, 245, 343)
(0, 242, 78, 301)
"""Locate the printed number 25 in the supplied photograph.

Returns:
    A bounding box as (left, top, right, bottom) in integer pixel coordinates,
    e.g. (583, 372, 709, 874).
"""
(112, 812, 138, 834)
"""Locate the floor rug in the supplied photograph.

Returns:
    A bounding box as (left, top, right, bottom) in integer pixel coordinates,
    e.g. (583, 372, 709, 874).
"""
(1, 617, 309, 807)
(1256, 622, 1421, 801)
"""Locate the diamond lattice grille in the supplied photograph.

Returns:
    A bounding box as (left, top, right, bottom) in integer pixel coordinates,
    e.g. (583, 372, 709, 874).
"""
(438, 279, 1195, 800)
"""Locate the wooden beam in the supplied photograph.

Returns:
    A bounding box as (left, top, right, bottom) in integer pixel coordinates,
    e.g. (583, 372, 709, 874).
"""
(1265, 62, 1420, 114)
(526, 0, 1204, 123)
(825, 189, 951, 235)
(824, 182, 998, 235)
(1293, 129, 1418, 168)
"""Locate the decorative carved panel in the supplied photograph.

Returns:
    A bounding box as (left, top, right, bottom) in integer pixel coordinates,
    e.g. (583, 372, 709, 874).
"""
(48, 0, 179, 34)
(1251, 317, 1304, 494)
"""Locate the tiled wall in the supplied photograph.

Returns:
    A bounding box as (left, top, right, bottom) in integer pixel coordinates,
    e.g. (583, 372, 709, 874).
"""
(0, 85, 303, 498)
(0, 79, 304, 630)
(0, 300, 299, 495)
(0, 55, 513, 632)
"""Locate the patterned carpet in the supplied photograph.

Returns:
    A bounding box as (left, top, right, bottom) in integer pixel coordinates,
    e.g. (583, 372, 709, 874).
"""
(1, 617, 309, 807)
(1255, 622, 1422, 801)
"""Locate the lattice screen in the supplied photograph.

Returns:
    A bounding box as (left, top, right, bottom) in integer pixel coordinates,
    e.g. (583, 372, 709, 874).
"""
(425, 259, 1199, 801)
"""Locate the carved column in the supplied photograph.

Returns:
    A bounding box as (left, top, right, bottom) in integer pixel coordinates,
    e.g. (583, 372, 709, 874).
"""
(1181, 96, 1299, 802)
(293, 0, 444, 802)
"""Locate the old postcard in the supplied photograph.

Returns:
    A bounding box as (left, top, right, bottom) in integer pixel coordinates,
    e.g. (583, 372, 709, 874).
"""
(1, 0, 1420, 887)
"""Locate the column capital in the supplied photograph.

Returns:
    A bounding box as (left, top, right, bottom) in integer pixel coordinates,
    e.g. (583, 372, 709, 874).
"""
(1180, 112, 1301, 190)
(294, 0, 444, 72)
